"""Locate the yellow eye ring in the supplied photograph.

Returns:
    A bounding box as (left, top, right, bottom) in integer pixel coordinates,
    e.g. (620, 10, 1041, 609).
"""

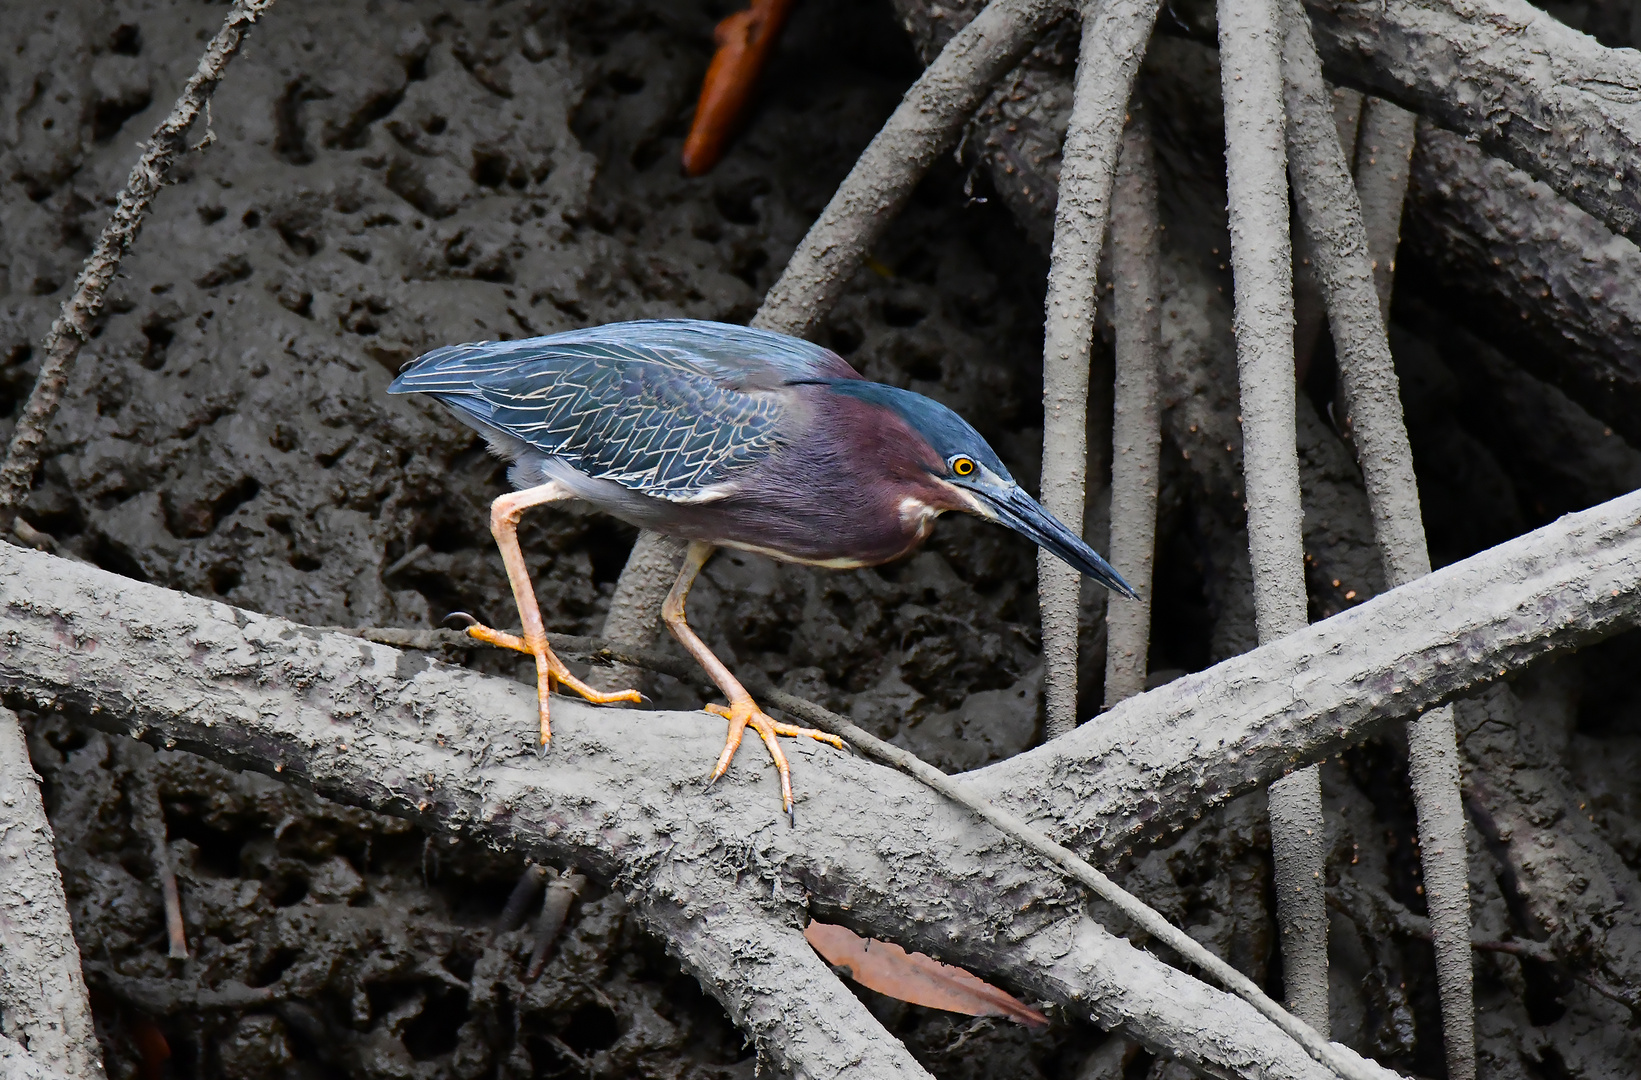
(952, 457, 976, 477)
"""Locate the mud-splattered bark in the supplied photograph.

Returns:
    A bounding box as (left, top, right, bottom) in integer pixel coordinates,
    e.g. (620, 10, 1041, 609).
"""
(0, 546, 1421, 1080)
(1103, 115, 1164, 708)
(1404, 123, 1641, 447)
(1218, 0, 1329, 1031)
(0, 707, 103, 1080)
(1037, 0, 1161, 737)
(1459, 677, 1641, 1014)
(1278, 10, 1473, 1075)
(1302, 0, 1641, 240)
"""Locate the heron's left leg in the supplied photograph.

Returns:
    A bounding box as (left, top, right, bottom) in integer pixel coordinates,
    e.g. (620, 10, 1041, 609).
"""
(463, 482, 641, 751)
(662, 542, 843, 823)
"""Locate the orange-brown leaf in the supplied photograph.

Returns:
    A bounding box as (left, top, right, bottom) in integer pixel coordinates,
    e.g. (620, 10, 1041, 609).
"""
(680, 0, 795, 176)
(804, 920, 1048, 1028)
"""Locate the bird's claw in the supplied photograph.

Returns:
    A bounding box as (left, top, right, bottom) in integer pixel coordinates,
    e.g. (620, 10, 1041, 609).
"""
(702, 698, 840, 825)
(452, 616, 643, 755)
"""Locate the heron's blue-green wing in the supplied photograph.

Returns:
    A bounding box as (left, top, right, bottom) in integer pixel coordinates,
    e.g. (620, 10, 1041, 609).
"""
(389, 320, 855, 501)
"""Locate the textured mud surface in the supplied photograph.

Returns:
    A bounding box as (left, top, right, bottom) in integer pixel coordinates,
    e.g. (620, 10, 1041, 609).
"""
(5, 0, 1641, 1077)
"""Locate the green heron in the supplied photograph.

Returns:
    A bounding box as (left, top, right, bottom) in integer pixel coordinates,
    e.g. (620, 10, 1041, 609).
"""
(390, 319, 1134, 821)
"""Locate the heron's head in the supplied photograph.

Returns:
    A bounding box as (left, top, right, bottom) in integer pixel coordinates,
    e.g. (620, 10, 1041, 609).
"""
(821, 380, 1137, 598)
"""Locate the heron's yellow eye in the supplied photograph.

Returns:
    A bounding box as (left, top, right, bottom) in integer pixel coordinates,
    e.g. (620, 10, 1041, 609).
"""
(952, 456, 976, 477)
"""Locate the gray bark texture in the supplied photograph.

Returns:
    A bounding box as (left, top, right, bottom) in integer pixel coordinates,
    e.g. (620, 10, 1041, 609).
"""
(1350, 98, 1418, 322)
(1216, 0, 1304, 644)
(591, 532, 684, 690)
(1403, 120, 1641, 447)
(1280, 17, 1430, 588)
(0, 707, 102, 1080)
(1302, 0, 1641, 240)
(0, 1036, 75, 1080)
(6, 491, 1641, 1080)
(1102, 114, 1163, 709)
(1038, 0, 1162, 738)
(0, 0, 276, 515)
(1276, 29, 1474, 1078)
(1218, 0, 1327, 1033)
(0, 543, 1426, 1080)
(1459, 676, 1641, 1014)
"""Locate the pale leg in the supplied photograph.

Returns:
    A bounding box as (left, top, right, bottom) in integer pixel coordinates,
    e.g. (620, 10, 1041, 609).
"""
(662, 542, 842, 823)
(464, 482, 641, 750)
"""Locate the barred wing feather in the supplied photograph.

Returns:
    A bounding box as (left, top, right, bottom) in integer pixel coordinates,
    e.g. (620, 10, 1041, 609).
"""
(389, 321, 856, 502)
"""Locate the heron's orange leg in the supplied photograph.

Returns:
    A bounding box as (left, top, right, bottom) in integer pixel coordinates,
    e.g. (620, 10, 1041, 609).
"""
(467, 482, 641, 750)
(663, 542, 843, 824)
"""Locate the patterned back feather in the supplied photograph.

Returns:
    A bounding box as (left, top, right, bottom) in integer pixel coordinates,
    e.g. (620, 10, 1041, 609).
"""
(389, 320, 860, 502)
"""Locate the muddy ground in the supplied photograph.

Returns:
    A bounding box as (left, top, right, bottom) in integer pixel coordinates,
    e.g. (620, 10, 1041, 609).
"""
(3, 0, 1641, 1077)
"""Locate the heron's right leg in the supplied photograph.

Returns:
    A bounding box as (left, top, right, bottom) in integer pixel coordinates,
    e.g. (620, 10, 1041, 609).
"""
(463, 482, 641, 751)
(661, 542, 842, 823)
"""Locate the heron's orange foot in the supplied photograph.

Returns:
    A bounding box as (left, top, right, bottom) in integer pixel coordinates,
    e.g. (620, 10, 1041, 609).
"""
(460, 621, 642, 752)
(703, 698, 844, 825)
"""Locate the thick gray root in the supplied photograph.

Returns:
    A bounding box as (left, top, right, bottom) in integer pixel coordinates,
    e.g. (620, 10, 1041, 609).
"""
(1268, 768, 1330, 1035)
(1404, 122, 1641, 447)
(633, 882, 936, 1080)
(1303, 0, 1641, 240)
(1038, 0, 1162, 737)
(1460, 677, 1641, 1014)
(1280, 8, 1471, 1069)
(755, 0, 1072, 339)
(1103, 114, 1163, 709)
(1404, 705, 1473, 1074)
(0, 544, 1432, 1080)
(1350, 99, 1416, 323)
(591, 531, 685, 689)
(1218, 0, 1323, 1032)
(0, 707, 104, 1080)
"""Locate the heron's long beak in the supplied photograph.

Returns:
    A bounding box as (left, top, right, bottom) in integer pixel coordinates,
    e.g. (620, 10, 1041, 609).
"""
(981, 484, 1139, 599)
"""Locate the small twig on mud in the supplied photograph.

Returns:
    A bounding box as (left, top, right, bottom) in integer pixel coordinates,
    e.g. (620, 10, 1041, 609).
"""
(381, 543, 431, 581)
(118, 742, 188, 959)
(1102, 110, 1163, 709)
(0, 0, 275, 526)
(1036, 0, 1163, 738)
(525, 867, 586, 980)
(0, 707, 104, 1079)
(1219, 0, 1327, 1033)
(1280, 5, 1473, 1075)
(498, 862, 550, 932)
(84, 964, 279, 1014)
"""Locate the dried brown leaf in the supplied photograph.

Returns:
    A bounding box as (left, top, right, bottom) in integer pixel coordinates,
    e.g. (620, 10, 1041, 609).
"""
(804, 920, 1048, 1028)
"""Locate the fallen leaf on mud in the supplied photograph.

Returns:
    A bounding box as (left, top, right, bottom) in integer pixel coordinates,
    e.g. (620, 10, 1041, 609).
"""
(804, 920, 1048, 1028)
